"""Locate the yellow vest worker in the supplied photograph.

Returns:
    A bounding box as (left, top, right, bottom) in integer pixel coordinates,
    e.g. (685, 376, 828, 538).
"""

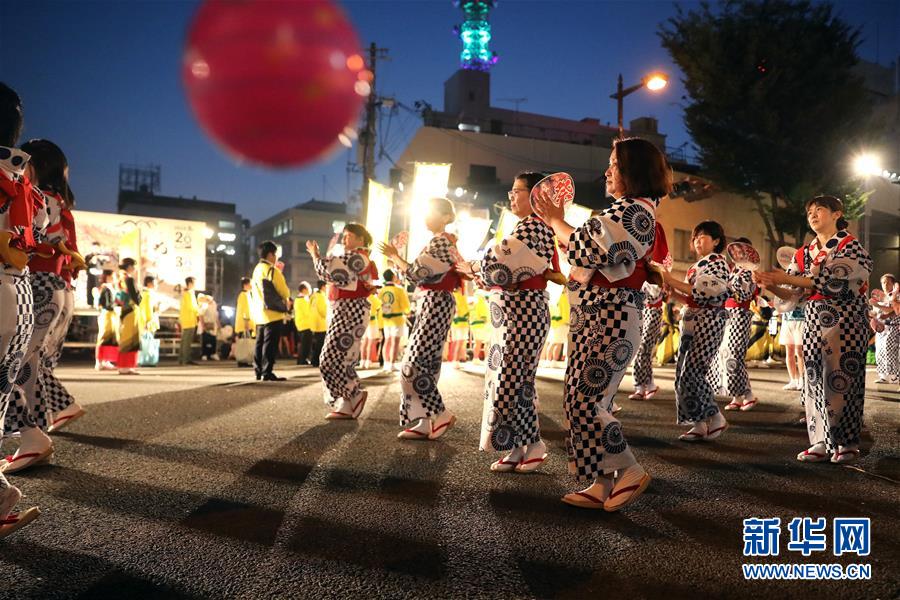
(451, 289, 470, 330)
(309, 289, 328, 333)
(250, 260, 291, 325)
(179, 289, 199, 330)
(235, 289, 254, 335)
(294, 295, 312, 331)
(379, 282, 410, 329)
(138, 289, 159, 334)
(470, 293, 490, 342)
(368, 293, 383, 329)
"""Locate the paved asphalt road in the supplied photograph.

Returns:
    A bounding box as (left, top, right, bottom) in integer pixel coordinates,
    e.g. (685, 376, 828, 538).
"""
(1, 360, 897, 600)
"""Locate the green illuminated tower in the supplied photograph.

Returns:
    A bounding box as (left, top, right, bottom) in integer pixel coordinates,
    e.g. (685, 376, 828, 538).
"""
(453, 1, 498, 71)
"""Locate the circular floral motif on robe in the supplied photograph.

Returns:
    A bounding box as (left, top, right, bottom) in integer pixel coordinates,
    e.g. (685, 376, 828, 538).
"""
(487, 344, 504, 371)
(483, 263, 512, 287)
(487, 408, 502, 427)
(725, 357, 740, 374)
(823, 278, 849, 297)
(491, 425, 517, 451)
(621, 203, 655, 245)
(14, 362, 32, 385)
(829, 260, 853, 279)
(576, 358, 612, 396)
(353, 325, 367, 339)
(335, 332, 354, 351)
(345, 364, 356, 377)
(512, 266, 537, 283)
(817, 305, 839, 328)
(608, 241, 639, 267)
(805, 364, 821, 385)
(412, 265, 433, 281)
(518, 382, 536, 406)
(682, 396, 700, 416)
(412, 373, 435, 396)
(827, 370, 851, 394)
(604, 339, 633, 371)
(601, 422, 627, 454)
(570, 306, 586, 333)
(703, 405, 720, 419)
(490, 303, 506, 328)
(346, 253, 367, 273)
(0, 352, 23, 394)
(401, 363, 415, 379)
(32, 286, 52, 310)
(839, 351, 864, 376)
(35, 304, 58, 329)
(330, 269, 350, 287)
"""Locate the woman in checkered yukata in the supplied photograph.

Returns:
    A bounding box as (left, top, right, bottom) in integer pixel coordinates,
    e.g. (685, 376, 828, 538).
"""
(307, 223, 378, 420)
(661, 221, 732, 443)
(534, 137, 671, 512)
(457, 171, 561, 474)
(755, 195, 872, 464)
(709, 236, 760, 412)
(379, 197, 461, 441)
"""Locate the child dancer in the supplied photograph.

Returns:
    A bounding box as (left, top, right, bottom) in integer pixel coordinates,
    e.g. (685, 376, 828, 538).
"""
(872, 274, 898, 384)
(661, 222, 731, 442)
(719, 238, 760, 411)
(308, 223, 378, 419)
(756, 195, 872, 464)
(630, 282, 664, 400)
(380, 197, 460, 440)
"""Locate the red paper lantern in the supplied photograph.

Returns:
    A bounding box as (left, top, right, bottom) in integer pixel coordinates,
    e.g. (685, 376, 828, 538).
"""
(182, 0, 367, 168)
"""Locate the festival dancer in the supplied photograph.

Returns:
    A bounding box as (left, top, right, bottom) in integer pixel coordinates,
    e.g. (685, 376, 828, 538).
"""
(872, 274, 899, 384)
(755, 195, 872, 464)
(360, 291, 382, 369)
(308, 223, 378, 419)
(379, 197, 460, 440)
(0, 82, 41, 537)
(46, 179, 85, 431)
(95, 270, 118, 369)
(534, 137, 670, 511)
(661, 221, 731, 442)
(114, 258, 141, 374)
(779, 305, 805, 391)
(378, 269, 410, 372)
(459, 171, 560, 473)
(630, 281, 664, 400)
(718, 238, 760, 411)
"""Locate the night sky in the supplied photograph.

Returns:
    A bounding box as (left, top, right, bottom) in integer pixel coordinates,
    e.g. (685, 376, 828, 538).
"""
(2, 0, 897, 223)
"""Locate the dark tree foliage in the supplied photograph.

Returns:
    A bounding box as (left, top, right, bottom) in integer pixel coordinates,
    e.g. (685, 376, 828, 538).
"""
(659, 0, 873, 245)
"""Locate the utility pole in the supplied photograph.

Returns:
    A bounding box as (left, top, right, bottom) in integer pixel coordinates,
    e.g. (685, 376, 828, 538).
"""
(359, 42, 389, 218)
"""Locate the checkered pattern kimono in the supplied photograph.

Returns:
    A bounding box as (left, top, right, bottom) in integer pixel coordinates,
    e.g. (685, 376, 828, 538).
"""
(633, 282, 663, 388)
(315, 249, 377, 408)
(474, 216, 556, 452)
(42, 288, 76, 416)
(873, 291, 899, 383)
(675, 254, 730, 425)
(709, 267, 758, 398)
(788, 231, 872, 451)
(399, 234, 459, 426)
(564, 196, 660, 481)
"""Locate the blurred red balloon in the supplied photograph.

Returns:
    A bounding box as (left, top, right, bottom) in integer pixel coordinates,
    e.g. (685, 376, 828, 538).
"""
(182, 0, 367, 168)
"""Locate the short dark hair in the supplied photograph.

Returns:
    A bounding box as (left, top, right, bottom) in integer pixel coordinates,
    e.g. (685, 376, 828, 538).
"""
(258, 240, 278, 259)
(101, 269, 114, 283)
(0, 82, 23, 147)
(143, 275, 155, 286)
(383, 269, 395, 282)
(298, 281, 310, 293)
(343, 222, 372, 247)
(185, 276, 195, 286)
(612, 137, 673, 199)
(120, 257, 136, 271)
(692, 221, 726, 254)
(316, 279, 326, 289)
(805, 195, 849, 230)
(19, 139, 74, 207)
(240, 277, 251, 286)
(514, 171, 545, 191)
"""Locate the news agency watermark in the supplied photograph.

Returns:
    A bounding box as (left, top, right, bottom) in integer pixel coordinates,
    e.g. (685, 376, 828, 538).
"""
(741, 517, 872, 580)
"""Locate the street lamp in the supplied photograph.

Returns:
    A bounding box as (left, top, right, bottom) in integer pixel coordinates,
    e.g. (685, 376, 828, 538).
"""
(610, 72, 668, 138)
(851, 152, 883, 178)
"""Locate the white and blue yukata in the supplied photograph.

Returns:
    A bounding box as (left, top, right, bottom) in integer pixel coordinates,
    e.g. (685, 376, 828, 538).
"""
(873, 289, 899, 383)
(632, 282, 664, 391)
(786, 231, 872, 452)
(674, 253, 731, 425)
(470, 215, 558, 453)
(709, 266, 758, 400)
(399, 233, 461, 426)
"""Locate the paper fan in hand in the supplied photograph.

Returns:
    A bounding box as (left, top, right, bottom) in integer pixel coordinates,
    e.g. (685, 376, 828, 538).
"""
(530, 172, 575, 213)
(390, 231, 409, 253)
(871, 288, 886, 302)
(776, 246, 797, 270)
(726, 241, 761, 271)
(870, 317, 885, 333)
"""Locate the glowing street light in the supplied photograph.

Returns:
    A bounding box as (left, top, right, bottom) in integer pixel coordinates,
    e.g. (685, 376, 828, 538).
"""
(610, 72, 669, 138)
(852, 153, 883, 178)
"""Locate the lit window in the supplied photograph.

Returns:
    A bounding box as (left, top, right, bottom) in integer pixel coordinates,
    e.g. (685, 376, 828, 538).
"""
(218, 220, 235, 229)
(218, 232, 237, 242)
